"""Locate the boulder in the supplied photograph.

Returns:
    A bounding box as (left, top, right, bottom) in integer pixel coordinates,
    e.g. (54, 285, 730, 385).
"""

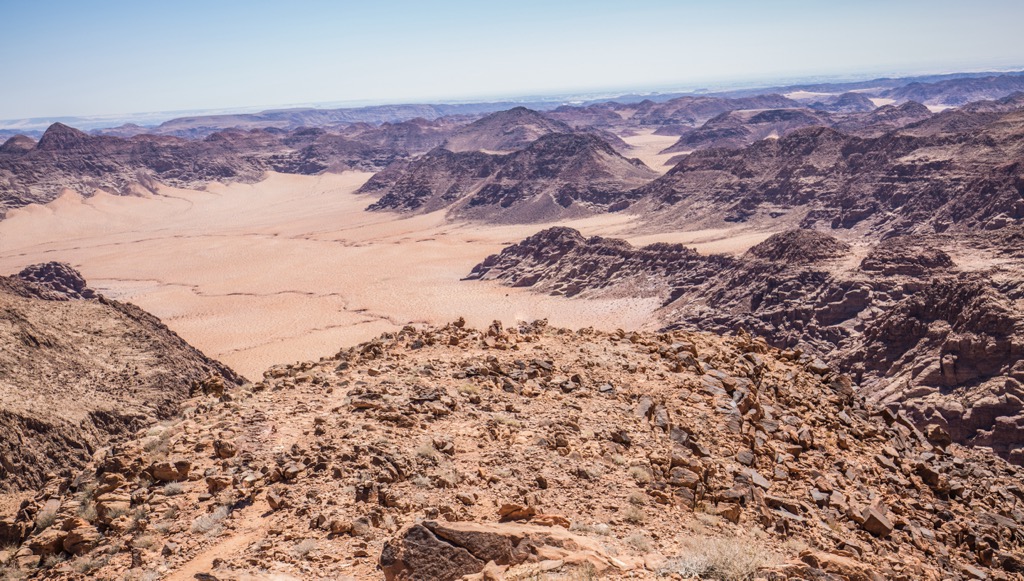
(380, 523, 485, 581)
(148, 460, 191, 482)
(63, 526, 102, 556)
(28, 528, 67, 556)
(860, 506, 893, 537)
(380, 521, 633, 581)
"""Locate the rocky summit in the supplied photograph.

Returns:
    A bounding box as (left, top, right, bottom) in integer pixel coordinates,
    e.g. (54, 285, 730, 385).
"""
(3, 320, 1024, 580)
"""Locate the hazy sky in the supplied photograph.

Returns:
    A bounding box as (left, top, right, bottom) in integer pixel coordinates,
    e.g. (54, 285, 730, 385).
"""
(2, 0, 1023, 119)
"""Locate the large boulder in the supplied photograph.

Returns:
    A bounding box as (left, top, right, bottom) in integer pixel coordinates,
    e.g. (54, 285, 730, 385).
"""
(380, 520, 631, 580)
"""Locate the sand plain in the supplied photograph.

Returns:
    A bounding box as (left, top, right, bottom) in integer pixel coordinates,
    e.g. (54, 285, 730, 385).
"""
(621, 129, 681, 171)
(0, 172, 770, 378)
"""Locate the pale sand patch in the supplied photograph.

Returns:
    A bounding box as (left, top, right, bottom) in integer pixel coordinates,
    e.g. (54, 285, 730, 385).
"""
(869, 97, 897, 107)
(620, 129, 682, 171)
(783, 91, 836, 101)
(0, 172, 670, 378)
(625, 228, 777, 255)
(926, 104, 955, 113)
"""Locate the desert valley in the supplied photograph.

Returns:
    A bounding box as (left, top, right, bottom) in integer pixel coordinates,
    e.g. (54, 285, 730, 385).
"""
(2, 8, 1024, 578)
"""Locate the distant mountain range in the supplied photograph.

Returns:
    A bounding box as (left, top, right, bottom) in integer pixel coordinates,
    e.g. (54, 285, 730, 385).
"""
(3, 69, 1022, 139)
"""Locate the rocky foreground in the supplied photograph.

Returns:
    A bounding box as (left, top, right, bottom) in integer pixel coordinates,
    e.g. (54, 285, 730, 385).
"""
(468, 227, 1024, 466)
(2, 319, 1023, 579)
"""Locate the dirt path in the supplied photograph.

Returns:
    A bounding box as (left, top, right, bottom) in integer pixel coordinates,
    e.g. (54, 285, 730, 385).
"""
(166, 510, 265, 581)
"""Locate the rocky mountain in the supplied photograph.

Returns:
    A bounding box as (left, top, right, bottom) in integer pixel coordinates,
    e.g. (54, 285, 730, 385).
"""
(0, 135, 35, 154)
(809, 92, 877, 114)
(441, 107, 573, 153)
(660, 108, 833, 154)
(468, 227, 1024, 467)
(0, 120, 455, 216)
(336, 117, 462, 153)
(3, 321, 1024, 579)
(547, 94, 804, 136)
(0, 263, 243, 495)
(363, 133, 658, 222)
(145, 101, 557, 139)
(655, 101, 940, 157)
(632, 106, 1024, 235)
(831, 100, 934, 136)
(883, 73, 1024, 107)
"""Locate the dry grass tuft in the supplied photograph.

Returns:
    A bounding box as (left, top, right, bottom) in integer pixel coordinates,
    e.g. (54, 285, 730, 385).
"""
(658, 536, 778, 581)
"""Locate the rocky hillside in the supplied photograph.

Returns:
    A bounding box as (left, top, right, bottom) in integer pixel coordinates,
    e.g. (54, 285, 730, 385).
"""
(632, 106, 1024, 235)
(2, 321, 1023, 579)
(468, 228, 1024, 467)
(0, 263, 243, 495)
(363, 133, 658, 222)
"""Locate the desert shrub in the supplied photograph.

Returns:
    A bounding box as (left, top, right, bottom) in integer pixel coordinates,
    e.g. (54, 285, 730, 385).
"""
(162, 505, 180, 521)
(42, 554, 67, 569)
(77, 500, 98, 522)
(622, 506, 646, 524)
(71, 555, 110, 574)
(163, 482, 184, 496)
(0, 564, 28, 580)
(191, 505, 230, 535)
(414, 443, 438, 461)
(290, 539, 318, 558)
(106, 505, 130, 520)
(628, 466, 651, 484)
(123, 569, 162, 581)
(659, 536, 777, 581)
(626, 533, 653, 552)
(35, 506, 59, 531)
(569, 522, 611, 536)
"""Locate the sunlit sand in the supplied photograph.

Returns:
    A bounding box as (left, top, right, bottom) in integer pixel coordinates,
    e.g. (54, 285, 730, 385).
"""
(0, 174, 674, 377)
(621, 129, 682, 171)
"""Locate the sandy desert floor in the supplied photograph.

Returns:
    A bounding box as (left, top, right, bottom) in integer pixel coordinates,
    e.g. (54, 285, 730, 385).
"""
(0, 172, 766, 378)
(621, 129, 681, 171)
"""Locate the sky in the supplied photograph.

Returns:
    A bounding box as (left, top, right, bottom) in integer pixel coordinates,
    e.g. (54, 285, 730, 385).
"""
(1, 0, 1023, 120)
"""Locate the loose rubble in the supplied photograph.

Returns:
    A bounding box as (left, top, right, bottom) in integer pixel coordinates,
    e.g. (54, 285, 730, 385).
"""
(2, 321, 1023, 579)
